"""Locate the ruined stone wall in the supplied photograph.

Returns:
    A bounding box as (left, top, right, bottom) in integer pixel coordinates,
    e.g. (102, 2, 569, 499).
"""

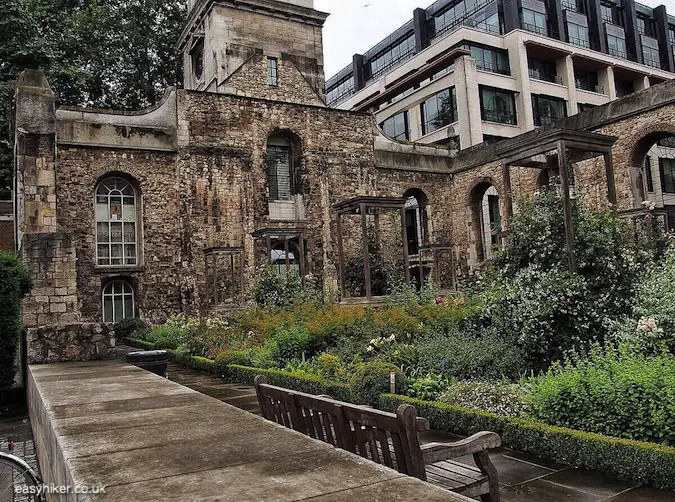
(55, 147, 182, 325)
(222, 55, 325, 106)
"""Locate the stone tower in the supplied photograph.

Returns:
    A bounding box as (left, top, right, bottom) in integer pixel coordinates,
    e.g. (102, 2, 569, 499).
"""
(178, 0, 329, 103)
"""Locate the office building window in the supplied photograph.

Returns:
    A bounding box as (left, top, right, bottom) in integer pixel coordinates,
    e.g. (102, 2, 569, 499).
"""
(470, 45, 510, 75)
(479, 87, 517, 125)
(615, 79, 634, 97)
(561, 0, 583, 13)
(420, 88, 457, 136)
(567, 22, 590, 48)
(267, 58, 278, 87)
(381, 111, 410, 141)
(600, 2, 622, 25)
(661, 158, 675, 193)
(528, 58, 562, 84)
(521, 8, 547, 35)
(369, 34, 416, 79)
(532, 95, 567, 126)
(326, 76, 355, 106)
(575, 69, 603, 93)
(607, 33, 627, 58)
(642, 45, 661, 68)
(637, 16, 655, 37)
(669, 26, 675, 44)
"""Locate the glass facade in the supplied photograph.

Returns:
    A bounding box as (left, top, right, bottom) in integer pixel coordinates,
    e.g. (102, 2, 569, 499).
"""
(521, 8, 547, 35)
(479, 86, 517, 125)
(381, 111, 410, 141)
(326, 76, 355, 106)
(607, 33, 627, 58)
(528, 58, 562, 84)
(369, 34, 416, 79)
(532, 94, 567, 126)
(642, 44, 661, 68)
(469, 44, 510, 75)
(434, 0, 498, 35)
(567, 21, 590, 48)
(420, 87, 457, 135)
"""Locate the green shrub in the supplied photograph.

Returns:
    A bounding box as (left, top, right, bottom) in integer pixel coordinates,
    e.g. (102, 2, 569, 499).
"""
(227, 364, 352, 401)
(380, 394, 675, 490)
(349, 362, 407, 406)
(0, 253, 32, 388)
(440, 381, 527, 417)
(407, 373, 453, 401)
(525, 346, 675, 445)
(271, 325, 316, 364)
(416, 328, 527, 381)
(113, 318, 149, 340)
(146, 325, 184, 344)
(250, 343, 279, 369)
(215, 350, 253, 376)
(124, 338, 155, 351)
(154, 337, 179, 350)
(251, 265, 322, 309)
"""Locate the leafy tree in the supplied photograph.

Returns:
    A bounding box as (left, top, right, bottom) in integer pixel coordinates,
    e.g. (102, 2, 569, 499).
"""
(0, 0, 187, 192)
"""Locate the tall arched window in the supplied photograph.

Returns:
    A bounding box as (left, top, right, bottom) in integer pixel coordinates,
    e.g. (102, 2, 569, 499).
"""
(470, 182, 502, 263)
(270, 240, 301, 276)
(102, 280, 135, 323)
(403, 189, 429, 256)
(96, 177, 138, 266)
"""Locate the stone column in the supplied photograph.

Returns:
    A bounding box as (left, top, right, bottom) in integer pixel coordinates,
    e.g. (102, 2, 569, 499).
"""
(558, 55, 578, 115)
(598, 66, 617, 100)
(454, 56, 483, 148)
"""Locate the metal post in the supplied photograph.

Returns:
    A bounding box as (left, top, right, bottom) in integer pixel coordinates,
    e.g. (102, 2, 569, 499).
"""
(557, 141, 577, 273)
(361, 203, 372, 299)
(401, 207, 410, 285)
(284, 238, 290, 276)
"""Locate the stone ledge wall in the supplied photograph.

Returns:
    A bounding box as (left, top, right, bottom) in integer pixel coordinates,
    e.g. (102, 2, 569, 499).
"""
(27, 323, 114, 364)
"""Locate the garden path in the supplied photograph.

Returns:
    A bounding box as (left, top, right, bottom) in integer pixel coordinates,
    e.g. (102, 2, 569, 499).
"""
(125, 347, 675, 502)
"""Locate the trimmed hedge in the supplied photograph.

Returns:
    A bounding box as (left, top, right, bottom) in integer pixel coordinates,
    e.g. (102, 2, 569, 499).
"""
(381, 394, 675, 490)
(227, 364, 352, 402)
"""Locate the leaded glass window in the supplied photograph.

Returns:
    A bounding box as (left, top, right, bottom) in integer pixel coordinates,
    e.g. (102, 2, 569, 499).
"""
(102, 280, 135, 323)
(96, 177, 138, 266)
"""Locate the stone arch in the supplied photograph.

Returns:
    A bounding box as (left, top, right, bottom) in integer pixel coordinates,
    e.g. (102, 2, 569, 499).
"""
(468, 179, 502, 264)
(622, 122, 675, 208)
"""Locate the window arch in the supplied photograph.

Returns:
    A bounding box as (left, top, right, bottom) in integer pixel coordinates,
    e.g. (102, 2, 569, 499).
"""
(102, 279, 135, 323)
(96, 177, 138, 266)
(270, 239, 301, 276)
(403, 189, 429, 256)
(469, 182, 502, 263)
(266, 132, 302, 201)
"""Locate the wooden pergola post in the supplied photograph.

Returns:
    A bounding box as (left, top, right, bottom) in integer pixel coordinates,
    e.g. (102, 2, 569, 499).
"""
(336, 214, 345, 299)
(360, 202, 372, 300)
(501, 160, 514, 222)
(557, 140, 577, 273)
(604, 152, 617, 210)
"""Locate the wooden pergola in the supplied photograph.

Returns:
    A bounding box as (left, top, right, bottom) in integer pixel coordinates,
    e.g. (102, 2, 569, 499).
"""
(333, 196, 409, 300)
(497, 129, 618, 272)
(252, 227, 307, 278)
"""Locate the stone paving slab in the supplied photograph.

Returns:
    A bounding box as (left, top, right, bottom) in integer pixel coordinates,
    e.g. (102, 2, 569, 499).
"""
(28, 361, 473, 501)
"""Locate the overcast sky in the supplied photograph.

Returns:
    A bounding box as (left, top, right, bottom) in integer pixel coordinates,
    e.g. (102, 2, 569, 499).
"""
(315, 0, 675, 77)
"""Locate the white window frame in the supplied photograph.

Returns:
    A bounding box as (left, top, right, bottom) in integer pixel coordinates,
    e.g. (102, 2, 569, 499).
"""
(102, 279, 135, 323)
(95, 177, 139, 267)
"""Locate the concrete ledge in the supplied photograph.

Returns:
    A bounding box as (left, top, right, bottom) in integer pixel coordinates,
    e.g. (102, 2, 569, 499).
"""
(28, 361, 473, 501)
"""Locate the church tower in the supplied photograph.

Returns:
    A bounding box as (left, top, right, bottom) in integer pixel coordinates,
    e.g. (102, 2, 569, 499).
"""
(178, 0, 329, 104)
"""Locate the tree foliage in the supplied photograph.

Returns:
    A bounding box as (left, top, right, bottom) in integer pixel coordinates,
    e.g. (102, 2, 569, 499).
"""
(0, 0, 187, 192)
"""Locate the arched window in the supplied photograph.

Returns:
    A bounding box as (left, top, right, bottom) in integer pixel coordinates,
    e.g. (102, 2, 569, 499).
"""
(96, 177, 138, 266)
(266, 133, 301, 201)
(102, 280, 135, 323)
(470, 182, 502, 263)
(403, 189, 429, 256)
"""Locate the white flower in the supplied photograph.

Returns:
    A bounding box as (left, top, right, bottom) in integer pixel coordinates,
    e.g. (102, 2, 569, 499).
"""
(388, 335, 396, 342)
(366, 346, 374, 352)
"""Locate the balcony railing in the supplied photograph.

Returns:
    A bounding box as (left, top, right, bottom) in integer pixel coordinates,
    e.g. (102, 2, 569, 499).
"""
(368, 46, 417, 82)
(528, 68, 564, 85)
(561, 0, 580, 12)
(575, 80, 605, 94)
(569, 37, 591, 49)
(476, 59, 510, 75)
(522, 22, 546, 36)
(607, 47, 627, 59)
(482, 109, 517, 125)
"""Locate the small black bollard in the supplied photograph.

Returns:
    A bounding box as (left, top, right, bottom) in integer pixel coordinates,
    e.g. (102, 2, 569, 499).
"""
(126, 350, 169, 378)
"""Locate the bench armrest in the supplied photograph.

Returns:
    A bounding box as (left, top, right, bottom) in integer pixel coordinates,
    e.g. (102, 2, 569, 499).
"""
(420, 431, 501, 464)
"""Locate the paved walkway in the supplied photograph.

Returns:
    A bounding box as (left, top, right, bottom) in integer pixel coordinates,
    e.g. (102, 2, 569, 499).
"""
(141, 350, 675, 502)
(0, 403, 40, 502)
(29, 360, 472, 501)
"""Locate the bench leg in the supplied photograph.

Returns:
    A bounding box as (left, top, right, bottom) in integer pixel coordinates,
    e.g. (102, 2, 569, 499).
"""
(474, 451, 500, 502)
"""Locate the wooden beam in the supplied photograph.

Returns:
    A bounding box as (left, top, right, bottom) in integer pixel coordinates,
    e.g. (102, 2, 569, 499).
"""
(557, 140, 577, 273)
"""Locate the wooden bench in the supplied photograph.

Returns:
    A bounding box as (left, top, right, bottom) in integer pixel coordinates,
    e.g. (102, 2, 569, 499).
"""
(254, 375, 501, 501)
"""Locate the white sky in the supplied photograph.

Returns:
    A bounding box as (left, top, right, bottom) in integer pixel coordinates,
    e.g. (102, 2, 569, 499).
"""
(315, 0, 675, 77)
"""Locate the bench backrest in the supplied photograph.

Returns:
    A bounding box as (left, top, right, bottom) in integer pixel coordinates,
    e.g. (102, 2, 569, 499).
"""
(254, 376, 427, 480)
